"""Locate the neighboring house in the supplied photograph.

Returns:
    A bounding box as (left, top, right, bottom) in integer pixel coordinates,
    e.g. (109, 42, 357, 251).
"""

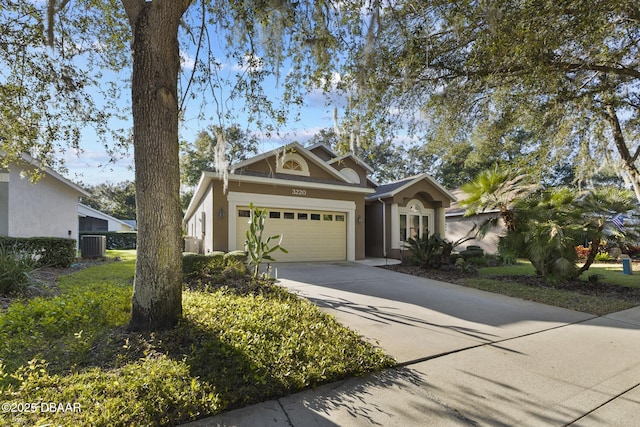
(445, 188, 505, 254)
(78, 203, 135, 232)
(184, 142, 456, 261)
(0, 153, 89, 243)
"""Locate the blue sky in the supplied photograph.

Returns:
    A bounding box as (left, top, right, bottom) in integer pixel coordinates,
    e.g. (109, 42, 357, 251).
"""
(59, 38, 349, 187)
(61, 73, 342, 186)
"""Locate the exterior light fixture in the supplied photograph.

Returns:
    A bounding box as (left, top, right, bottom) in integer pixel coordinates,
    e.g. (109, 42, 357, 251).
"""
(218, 208, 225, 219)
(357, 215, 363, 224)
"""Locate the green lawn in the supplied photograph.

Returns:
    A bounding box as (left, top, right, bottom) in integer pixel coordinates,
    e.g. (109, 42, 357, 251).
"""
(0, 250, 393, 426)
(479, 260, 639, 287)
(458, 260, 640, 315)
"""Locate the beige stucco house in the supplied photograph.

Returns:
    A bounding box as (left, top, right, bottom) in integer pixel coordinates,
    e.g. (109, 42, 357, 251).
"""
(184, 142, 456, 261)
(445, 188, 504, 254)
(1, 154, 89, 243)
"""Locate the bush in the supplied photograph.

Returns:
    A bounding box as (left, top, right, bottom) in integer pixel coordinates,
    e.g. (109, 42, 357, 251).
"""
(224, 250, 248, 263)
(0, 245, 36, 296)
(182, 253, 225, 277)
(594, 252, 614, 262)
(575, 245, 591, 260)
(460, 245, 485, 261)
(405, 235, 446, 269)
(79, 231, 137, 250)
(183, 252, 248, 280)
(0, 237, 76, 268)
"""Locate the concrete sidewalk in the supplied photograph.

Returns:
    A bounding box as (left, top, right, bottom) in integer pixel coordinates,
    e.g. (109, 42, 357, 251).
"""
(183, 262, 640, 426)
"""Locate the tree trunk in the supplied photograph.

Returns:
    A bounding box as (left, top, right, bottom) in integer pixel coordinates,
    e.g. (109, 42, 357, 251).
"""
(604, 104, 640, 204)
(123, 0, 190, 331)
(576, 226, 603, 278)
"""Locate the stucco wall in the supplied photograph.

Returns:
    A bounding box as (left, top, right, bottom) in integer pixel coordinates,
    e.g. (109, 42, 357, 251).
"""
(445, 214, 504, 254)
(7, 168, 81, 241)
(186, 183, 214, 253)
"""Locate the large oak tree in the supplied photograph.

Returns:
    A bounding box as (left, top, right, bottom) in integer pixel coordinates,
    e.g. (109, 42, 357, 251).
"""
(2, 0, 370, 330)
(349, 1, 640, 199)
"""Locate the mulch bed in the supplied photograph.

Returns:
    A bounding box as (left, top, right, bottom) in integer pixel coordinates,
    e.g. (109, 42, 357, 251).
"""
(381, 263, 640, 304)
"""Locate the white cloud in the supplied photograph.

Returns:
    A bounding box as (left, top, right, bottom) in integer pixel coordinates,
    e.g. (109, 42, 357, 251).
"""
(180, 50, 196, 71)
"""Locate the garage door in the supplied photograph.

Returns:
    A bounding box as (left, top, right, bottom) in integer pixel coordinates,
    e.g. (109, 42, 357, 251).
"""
(236, 207, 346, 262)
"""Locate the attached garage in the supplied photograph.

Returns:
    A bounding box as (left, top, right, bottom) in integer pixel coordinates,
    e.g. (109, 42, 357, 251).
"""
(184, 141, 454, 262)
(235, 207, 347, 262)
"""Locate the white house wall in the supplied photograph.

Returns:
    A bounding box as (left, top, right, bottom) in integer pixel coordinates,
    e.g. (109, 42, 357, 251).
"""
(8, 168, 80, 241)
(186, 183, 214, 253)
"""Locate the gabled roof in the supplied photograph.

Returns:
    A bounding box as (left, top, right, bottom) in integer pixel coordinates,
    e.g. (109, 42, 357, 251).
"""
(327, 153, 375, 174)
(367, 173, 457, 202)
(230, 141, 351, 183)
(78, 203, 135, 230)
(306, 142, 339, 159)
(2, 152, 89, 197)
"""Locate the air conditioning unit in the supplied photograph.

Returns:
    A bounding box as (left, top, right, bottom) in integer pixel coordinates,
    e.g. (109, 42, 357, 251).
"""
(184, 237, 202, 254)
(81, 235, 106, 258)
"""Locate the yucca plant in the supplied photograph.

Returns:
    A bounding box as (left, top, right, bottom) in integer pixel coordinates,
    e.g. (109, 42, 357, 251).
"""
(244, 203, 288, 279)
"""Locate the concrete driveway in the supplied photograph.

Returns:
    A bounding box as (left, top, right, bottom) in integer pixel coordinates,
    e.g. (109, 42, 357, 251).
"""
(186, 261, 640, 426)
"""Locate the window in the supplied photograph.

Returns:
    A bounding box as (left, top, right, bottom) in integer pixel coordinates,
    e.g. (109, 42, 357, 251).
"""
(335, 215, 345, 222)
(238, 210, 250, 217)
(276, 152, 310, 176)
(340, 168, 360, 184)
(397, 199, 434, 247)
(283, 160, 302, 171)
(422, 215, 430, 237)
(269, 211, 281, 219)
(298, 213, 308, 220)
(284, 212, 295, 219)
(311, 213, 321, 220)
(410, 215, 420, 239)
(323, 214, 333, 221)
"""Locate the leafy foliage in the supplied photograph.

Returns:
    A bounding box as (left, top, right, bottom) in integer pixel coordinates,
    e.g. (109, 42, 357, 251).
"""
(180, 125, 259, 187)
(0, 251, 393, 426)
(81, 181, 137, 220)
(0, 246, 35, 296)
(347, 0, 640, 200)
(244, 203, 288, 279)
(0, 237, 76, 268)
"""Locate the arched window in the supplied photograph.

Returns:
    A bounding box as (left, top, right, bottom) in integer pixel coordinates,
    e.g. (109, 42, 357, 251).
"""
(276, 152, 310, 176)
(283, 160, 303, 171)
(340, 167, 361, 184)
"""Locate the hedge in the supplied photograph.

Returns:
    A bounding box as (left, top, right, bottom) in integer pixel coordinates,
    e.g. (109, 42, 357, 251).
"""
(0, 236, 76, 268)
(79, 231, 137, 250)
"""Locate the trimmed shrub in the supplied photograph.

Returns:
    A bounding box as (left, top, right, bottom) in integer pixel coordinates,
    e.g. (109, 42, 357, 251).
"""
(79, 231, 137, 250)
(224, 250, 248, 264)
(0, 245, 36, 295)
(460, 246, 485, 261)
(182, 253, 226, 277)
(0, 237, 76, 268)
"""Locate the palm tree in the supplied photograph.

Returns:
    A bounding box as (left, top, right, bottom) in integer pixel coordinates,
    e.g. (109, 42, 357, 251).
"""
(460, 166, 538, 232)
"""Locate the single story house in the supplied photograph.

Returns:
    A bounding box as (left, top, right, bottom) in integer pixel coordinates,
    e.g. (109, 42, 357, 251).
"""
(1, 153, 89, 243)
(78, 203, 135, 232)
(445, 188, 504, 254)
(184, 142, 456, 261)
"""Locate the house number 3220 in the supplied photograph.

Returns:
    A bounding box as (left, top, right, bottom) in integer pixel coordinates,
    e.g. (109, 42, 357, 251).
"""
(291, 189, 307, 196)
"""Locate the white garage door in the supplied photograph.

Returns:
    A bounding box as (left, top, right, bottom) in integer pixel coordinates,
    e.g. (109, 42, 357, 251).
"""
(236, 207, 347, 262)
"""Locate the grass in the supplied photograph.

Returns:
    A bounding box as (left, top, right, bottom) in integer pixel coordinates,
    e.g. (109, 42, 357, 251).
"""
(0, 250, 394, 426)
(459, 260, 640, 315)
(479, 260, 639, 287)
